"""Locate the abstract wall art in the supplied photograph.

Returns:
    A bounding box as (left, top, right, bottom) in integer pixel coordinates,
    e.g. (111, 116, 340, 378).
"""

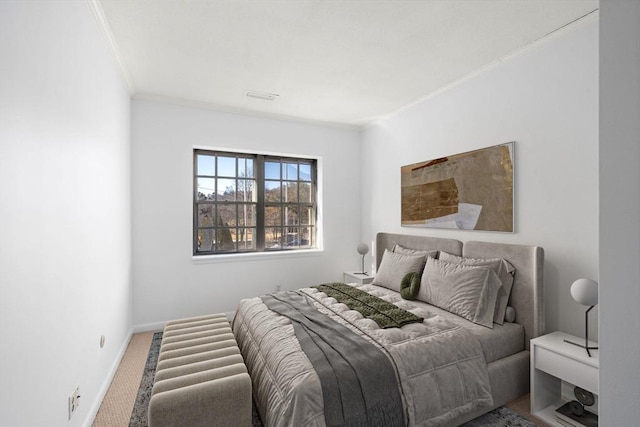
(401, 142, 514, 232)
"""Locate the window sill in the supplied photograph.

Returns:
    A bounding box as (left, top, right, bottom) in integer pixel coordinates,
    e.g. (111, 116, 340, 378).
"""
(192, 248, 324, 264)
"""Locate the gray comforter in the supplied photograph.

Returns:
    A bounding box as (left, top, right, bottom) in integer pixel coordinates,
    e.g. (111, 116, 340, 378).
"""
(232, 284, 493, 426)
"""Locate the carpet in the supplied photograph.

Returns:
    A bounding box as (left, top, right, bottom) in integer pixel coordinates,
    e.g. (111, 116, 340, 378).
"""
(130, 332, 537, 427)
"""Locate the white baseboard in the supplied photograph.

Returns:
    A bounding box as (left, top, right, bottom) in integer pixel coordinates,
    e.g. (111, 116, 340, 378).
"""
(83, 328, 133, 427)
(132, 312, 236, 333)
(82, 312, 236, 426)
(132, 321, 166, 333)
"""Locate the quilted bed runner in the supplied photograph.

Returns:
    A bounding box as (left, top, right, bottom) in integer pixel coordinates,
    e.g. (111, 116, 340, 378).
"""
(313, 282, 423, 328)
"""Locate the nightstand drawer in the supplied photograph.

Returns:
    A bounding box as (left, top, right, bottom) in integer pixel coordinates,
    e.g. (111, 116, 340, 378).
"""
(535, 346, 598, 394)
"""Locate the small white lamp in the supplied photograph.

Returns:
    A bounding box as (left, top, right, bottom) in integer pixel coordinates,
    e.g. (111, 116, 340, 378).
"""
(564, 278, 599, 357)
(356, 243, 369, 275)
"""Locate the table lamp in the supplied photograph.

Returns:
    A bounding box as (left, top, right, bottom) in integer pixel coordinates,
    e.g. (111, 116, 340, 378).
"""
(564, 278, 599, 357)
(356, 243, 369, 275)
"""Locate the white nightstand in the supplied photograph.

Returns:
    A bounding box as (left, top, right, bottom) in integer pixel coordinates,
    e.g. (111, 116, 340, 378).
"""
(343, 271, 374, 285)
(531, 331, 599, 426)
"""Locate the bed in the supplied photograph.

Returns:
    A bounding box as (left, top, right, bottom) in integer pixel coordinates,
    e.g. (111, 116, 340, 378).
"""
(232, 232, 544, 426)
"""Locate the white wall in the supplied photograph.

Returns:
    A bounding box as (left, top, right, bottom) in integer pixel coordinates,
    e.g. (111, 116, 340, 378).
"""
(361, 16, 599, 338)
(0, 2, 132, 427)
(131, 99, 361, 326)
(599, 0, 640, 424)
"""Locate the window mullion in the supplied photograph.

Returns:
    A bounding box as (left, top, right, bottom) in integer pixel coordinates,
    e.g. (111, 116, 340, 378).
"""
(256, 155, 265, 251)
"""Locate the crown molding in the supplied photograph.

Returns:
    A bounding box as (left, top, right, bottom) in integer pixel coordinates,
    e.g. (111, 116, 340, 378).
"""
(373, 8, 600, 128)
(133, 93, 362, 131)
(86, 0, 134, 93)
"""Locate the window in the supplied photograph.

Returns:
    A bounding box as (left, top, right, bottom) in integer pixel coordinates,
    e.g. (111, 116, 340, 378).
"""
(194, 149, 317, 255)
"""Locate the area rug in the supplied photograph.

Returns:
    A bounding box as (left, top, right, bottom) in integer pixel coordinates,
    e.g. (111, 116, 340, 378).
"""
(129, 332, 162, 427)
(129, 332, 537, 427)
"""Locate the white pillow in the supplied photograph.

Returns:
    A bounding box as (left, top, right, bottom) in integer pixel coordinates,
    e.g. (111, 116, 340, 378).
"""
(439, 251, 515, 325)
(372, 249, 427, 293)
(419, 257, 501, 328)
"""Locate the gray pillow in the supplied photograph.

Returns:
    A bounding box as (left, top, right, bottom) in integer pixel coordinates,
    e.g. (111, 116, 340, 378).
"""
(439, 251, 515, 325)
(372, 249, 427, 293)
(505, 306, 516, 323)
(393, 244, 438, 259)
(419, 257, 501, 328)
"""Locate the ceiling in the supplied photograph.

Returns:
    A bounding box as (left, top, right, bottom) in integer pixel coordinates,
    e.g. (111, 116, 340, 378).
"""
(96, 0, 598, 127)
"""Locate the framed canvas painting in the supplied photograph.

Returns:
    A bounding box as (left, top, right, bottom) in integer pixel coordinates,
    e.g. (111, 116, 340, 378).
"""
(401, 142, 514, 232)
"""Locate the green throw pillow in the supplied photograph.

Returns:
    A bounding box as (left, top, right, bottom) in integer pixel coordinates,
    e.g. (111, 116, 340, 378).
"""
(400, 272, 421, 300)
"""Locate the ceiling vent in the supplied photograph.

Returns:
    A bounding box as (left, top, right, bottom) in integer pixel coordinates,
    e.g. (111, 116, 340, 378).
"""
(245, 90, 279, 101)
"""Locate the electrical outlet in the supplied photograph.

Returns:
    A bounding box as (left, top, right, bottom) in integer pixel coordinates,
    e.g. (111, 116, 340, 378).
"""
(275, 284, 281, 292)
(68, 386, 80, 420)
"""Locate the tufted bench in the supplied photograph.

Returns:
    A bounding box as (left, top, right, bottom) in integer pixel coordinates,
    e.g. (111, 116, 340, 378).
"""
(148, 313, 252, 427)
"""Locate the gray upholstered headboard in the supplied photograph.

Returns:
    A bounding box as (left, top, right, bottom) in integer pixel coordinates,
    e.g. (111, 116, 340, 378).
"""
(376, 233, 463, 267)
(375, 232, 544, 350)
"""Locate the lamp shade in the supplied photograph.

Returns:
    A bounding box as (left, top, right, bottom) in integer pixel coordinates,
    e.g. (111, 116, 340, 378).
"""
(570, 278, 598, 306)
(357, 243, 369, 256)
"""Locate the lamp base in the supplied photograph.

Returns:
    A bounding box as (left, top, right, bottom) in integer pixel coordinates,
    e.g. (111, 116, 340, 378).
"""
(564, 339, 599, 357)
(565, 305, 598, 357)
(356, 255, 368, 276)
